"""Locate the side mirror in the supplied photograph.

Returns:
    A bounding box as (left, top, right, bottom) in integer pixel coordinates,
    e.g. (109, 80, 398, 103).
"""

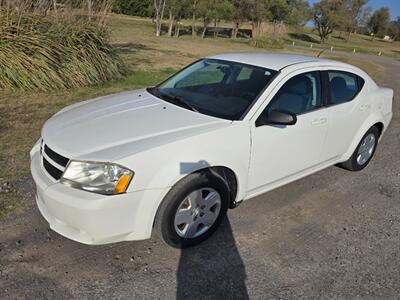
(256, 109, 297, 127)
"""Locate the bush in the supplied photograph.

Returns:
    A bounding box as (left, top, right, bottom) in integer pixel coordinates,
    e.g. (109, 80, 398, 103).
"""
(0, 5, 126, 91)
(250, 37, 284, 49)
(113, 0, 152, 17)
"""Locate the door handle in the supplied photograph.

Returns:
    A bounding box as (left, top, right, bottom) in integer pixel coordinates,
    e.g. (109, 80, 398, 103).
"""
(360, 104, 370, 111)
(311, 118, 327, 125)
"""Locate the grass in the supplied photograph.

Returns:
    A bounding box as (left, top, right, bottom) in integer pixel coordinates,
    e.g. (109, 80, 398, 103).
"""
(0, 9, 126, 91)
(286, 27, 400, 58)
(0, 14, 388, 218)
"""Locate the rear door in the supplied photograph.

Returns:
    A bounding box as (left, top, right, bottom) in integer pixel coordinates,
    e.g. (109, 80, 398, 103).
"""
(319, 70, 369, 162)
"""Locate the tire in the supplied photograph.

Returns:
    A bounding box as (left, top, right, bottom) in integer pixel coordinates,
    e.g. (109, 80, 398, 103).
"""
(155, 171, 230, 248)
(339, 126, 380, 171)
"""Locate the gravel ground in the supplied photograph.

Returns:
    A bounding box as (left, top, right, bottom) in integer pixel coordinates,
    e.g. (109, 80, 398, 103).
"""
(1, 54, 399, 300)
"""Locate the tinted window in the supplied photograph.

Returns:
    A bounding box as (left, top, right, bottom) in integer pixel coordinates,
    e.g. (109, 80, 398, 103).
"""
(328, 71, 361, 104)
(175, 63, 225, 88)
(148, 59, 277, 120)
(266, 71, 321, 115)
(236, 67, 253, 81)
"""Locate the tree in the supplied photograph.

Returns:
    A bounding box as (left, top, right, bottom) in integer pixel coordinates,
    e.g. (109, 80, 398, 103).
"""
(153, 0, 166, 37)
(211, 0, 234, 38)
(230, 0, 249, 39)
(313, 0, 345, 43)
(166, 0, 190, 37)
(388, 17, 400, 41)
(197, 0, 216, 38)
(247, 0, 292, 37)
(269, 0, 292, 23)
(191, 0, 198, 37)
(113, 0, 152, 17)
(342, 0, 368, 41)
(356, 5, 372, 31)
(287, 0, 312, 27)
(368, 7, 390, 40)
(248, 0, 273, 37)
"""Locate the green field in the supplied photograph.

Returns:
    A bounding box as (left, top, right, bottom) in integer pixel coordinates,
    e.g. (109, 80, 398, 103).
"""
(0, 14, 389, 217)
(286, 27, 400, 57)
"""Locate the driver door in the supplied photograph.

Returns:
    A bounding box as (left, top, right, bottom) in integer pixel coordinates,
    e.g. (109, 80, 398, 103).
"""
(247, 70, 328, 197)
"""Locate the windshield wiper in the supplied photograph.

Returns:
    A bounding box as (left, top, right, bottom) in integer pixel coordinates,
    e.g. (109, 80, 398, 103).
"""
(165, 92, 200, 113)
(147, 87, 199, 113)
(153, 88, 200, 113)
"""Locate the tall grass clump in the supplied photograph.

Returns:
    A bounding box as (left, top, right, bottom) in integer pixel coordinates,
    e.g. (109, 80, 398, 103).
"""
(0, 0, 126, 91)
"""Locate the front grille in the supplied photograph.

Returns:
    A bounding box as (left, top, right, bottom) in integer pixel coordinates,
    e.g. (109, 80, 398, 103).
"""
(43, 157, 63, 180)
(41, 144, 70, 181)
(44, 145, 69, 167)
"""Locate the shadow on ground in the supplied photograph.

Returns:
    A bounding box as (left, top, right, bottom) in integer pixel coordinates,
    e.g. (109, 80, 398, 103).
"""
(113, 42, 153, 54)
(288, 33, 320, 43)
(177, 218, 249, 299)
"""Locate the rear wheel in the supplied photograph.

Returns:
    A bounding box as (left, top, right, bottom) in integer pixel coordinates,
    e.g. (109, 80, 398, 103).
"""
(155, 171, 230, 248)
(339, 126, 379, 171)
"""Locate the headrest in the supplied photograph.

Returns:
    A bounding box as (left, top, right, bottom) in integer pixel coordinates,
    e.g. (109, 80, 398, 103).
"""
(250, 69, 267, 81)
(331, 77, 347, 91)
(290, 75, 312, 95)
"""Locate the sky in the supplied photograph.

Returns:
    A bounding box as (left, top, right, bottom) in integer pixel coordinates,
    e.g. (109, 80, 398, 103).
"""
(308, 0, 400, 20)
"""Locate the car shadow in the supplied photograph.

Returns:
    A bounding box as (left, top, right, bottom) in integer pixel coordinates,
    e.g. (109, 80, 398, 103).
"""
(176, 217, 249, 299)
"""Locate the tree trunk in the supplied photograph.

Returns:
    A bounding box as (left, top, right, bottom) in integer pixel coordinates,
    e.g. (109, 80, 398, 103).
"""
(346, 30, 351, 42)
(86, 0, 92, 21)
(252, 21, 262, 38)
(174, 17, 181, 37)
(192, 0, 197, 37)
(154, 0, 166, 37)
(201, 19, 207, 39)
(213, 18, 217, 38)
(167, 10, 174, 37)
(231, 20, 239, 39)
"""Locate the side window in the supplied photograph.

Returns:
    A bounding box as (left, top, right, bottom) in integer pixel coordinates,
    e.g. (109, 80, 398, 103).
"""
(266, 71, 322, 115)
(328, 71, 363, 105)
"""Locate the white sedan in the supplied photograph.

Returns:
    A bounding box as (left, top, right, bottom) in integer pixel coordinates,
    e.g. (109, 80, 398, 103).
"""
(30, 53, 393, 248)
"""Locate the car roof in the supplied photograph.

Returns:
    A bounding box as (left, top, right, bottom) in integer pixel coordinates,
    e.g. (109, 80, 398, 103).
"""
(207, 52, 342, 71)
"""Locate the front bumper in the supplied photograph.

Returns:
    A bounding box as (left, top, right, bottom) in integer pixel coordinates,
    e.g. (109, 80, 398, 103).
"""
(30, 146, 168, 245)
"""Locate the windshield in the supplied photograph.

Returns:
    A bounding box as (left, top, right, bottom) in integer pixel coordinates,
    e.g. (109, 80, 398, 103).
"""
(147, 59, 277, 120)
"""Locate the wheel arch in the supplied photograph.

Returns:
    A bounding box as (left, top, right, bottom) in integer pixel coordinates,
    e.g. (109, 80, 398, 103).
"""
(162, 165, 241, 209)
(192, 166, 240, 209)
(342, 115, 385, 161)
(374, 121, 384, 136)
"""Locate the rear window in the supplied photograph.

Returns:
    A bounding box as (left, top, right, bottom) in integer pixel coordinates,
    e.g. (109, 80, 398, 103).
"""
(328, 71, 365, 105)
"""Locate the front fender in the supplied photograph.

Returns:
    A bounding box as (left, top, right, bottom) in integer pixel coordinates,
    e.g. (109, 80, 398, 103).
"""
(142, 122, 250, 200)
(117, 121, 251, 232)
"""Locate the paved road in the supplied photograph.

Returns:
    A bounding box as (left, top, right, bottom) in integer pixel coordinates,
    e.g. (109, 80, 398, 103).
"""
(1, 54, 399, 299)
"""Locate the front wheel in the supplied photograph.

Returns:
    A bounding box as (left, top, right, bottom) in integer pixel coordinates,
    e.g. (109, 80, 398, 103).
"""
(155, 172, 230, 248)
(339, 126, 379, 171)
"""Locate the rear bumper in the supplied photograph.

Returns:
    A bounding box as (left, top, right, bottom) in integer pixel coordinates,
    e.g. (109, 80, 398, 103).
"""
(31, 147, 168, 245)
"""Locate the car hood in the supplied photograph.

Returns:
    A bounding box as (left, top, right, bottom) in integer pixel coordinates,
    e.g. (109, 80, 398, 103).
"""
(42, 90, 230, 160)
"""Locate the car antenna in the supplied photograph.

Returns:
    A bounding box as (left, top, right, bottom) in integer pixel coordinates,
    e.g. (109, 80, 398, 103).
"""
(316, 49, 326, 57)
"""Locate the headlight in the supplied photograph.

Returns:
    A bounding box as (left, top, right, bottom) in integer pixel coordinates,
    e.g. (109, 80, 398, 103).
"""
(60, 161, 134, 195)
